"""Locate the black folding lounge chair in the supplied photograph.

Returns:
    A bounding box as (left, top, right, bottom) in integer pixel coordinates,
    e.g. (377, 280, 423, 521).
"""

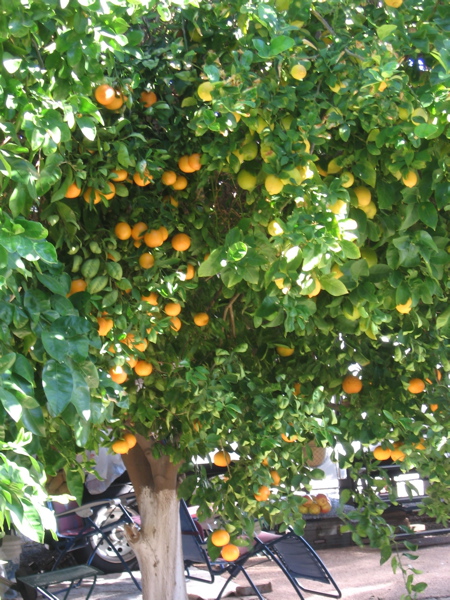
(256, 529, 342, 599)
(179, 500, 265, 599)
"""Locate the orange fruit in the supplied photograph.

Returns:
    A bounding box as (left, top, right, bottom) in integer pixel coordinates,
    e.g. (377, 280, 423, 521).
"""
(97, 317, 114, 336)
(65, 182, 81, 198)
(111, 169, 128, 182)
(436, 369, 442, 382)
(159, 226, 169, 241)
(126, 356, 138, 368)
(261, 457, 269, 467)
(133, 339, 148, 353)
(276, 346, 294, 357)
(408, 378, 425, 394)
(139, 252, 155, 269)
(193, 312, 209, 327)
(109, 366, 128, 384)
(373, 446, 391, 461)
(211, 529, 230, 547)
(293, 382, 301, 396)
(178, 155, 195, 173)
(95, 84, 116, 106)
(67, 279, 87, 297)
(83, 187, 102, 204)
(140, 90, 157, 108)
(164, 302, 181, 316)
(391, 448, 406, 462)
(188, 153, 202, 171)
(141, 292, 158, 305)
(172, 175, 188, 190)
(213, 450, 231, 467)
(270, 470, 281, 486)
(171, 233, 191, 251)
(105, 93, 124, 110)
(170, 316, 182, 331)
(281, 433, 298, 443)
(115, 222, 132, 240)
(103, 181, 116, 200)
(133, 170, 153, 186)
(415, 440, 426, 450)
(185, 264, 195, 280)
(131, 222, 148, 241)
(134, 361, 153, 377)
(124, 433, 137, 449)
(144, 229, 164, 248)
(111, 440, 130, 454)
(161, 171, 177, 186)
(254, 485, 270, 501)
(221, 544, 240, 562)
(430, 404, 438, 412)
(342, 375, 363, 394)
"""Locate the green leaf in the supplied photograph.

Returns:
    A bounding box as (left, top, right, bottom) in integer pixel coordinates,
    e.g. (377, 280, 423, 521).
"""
(414, 123, 439, 139)
(227, 242, 248, 262)
(353, 161, 376, 188)
(76, 116, 97, 141)
(253, 36, 294, 58)
(418, 203, 438, 229)
(0, 387, 23, 421)
(377, 25, 397, 40)
(42, 360, 74, 416)
(255, 296, 279, 318)
(198, 249, 225, 277)
(36, 272, 71, 296)
(321, 278, 348, 296)
(340, 240, 360, 259)
(3, 52, 22, 73)
(65, 468, 84, 504)
(0, 352, 16, 373)
(436, 307, 450, 329)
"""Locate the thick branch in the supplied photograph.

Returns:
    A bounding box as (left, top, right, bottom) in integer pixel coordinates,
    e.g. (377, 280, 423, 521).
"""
(122, 442, 155, 502)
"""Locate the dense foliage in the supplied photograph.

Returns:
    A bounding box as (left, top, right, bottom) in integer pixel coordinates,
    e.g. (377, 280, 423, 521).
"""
(0, 0, 449, 582)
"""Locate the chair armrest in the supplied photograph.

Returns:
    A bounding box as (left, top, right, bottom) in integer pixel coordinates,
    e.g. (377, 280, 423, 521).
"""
(54, 498, 120, 518)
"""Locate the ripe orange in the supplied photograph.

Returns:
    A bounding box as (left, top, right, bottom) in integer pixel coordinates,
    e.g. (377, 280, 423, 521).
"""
(261, 457, 269, 467)
(111, 440, 130, 454)
(111, 169, 128, 182)
(213, 450, 231, 467)
(67, 279, 87, 297)
(159, 226, 169, 241)
(133, 339, 148, 353)
(342, 375, 363, 394)
(83, 187, 102, 204)
(109, 366, 128, 384)
(221, 544, 240, 562)
(430, 404, 438, 412)
(391, 448, 406, 462)
(188, 153, 202, 171)
(126, 356, 138, 368)
(193, 312, 209, 327)
(105, 93, 124, 111)
(124, 433, 137, 449)
(270, 470, 281, 486)
(65, 182, 81, 198)
(415, 439, 426, 450)
(133, 170, 153, 186)
(161, 171, 177, 186)
(95, 84, 116, 106)
(103, 181, 116, 200)
(178, 155, 195, 173)
(373, 446, 391, 461)
(293, 382, 301, 396)
(144, 229, 164, 248)
(185, 264, 195, 280)
(140, 90, 157, 108)
(97, 316, 114, 336)
(171, 233, 191, 251)
(134, 361, 153, 377)
(211, 529, 230, 547)
(254, 485, 270, 501)
(172, 175, 188, 190)
(139, 252, 155, 269)
(115, 222, 132, 240)
(408, 378, 425, 394)
(164, 302, 181, 316)
(170, 316, 182, 331)
(141, 292, 158, 305)
(276, 346, 294, 357)
(281, 433, 298, 443)
(131, 222, 148, 241)
(436, 369, 442, 382)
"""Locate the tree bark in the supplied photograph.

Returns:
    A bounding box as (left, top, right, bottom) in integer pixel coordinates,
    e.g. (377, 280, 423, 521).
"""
(122, 441, 188, 600)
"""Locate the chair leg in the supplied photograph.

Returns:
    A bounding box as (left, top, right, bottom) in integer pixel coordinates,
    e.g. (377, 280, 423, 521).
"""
(216, 563, 265, 600)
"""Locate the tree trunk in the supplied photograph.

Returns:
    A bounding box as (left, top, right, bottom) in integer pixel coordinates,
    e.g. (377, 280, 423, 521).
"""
(122, 439, 188, 600)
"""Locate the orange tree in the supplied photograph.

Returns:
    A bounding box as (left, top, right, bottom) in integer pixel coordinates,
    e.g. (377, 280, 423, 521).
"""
(1, 0, 450, 597)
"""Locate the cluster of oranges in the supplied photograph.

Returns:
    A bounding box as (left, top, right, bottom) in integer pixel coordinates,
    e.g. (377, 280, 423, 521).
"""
(210, 528, 240, 561)
(111, 432, 137, 454)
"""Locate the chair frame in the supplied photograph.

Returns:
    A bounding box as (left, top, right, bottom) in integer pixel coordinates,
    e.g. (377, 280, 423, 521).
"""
(51, 497, 141, 591)
(256, 529, 342, 599)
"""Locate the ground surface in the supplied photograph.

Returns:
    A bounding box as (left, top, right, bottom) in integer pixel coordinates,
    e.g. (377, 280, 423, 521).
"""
(22, 542, 449, 600)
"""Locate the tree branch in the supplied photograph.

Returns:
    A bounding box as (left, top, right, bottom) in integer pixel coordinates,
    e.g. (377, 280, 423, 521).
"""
(311, 9, 364, 63)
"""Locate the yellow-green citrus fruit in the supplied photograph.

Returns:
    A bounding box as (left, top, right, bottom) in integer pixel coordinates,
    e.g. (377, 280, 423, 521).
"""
(341, 171, 354, 188)
(276, 346, 294, 357)
(237, 170, 257, 191)
(197, 81, 214, 101)
(290, 64, 307, 80)
(402, 171, 418, 188)
(265, 175, 284, 195)
(354, 186, 371, 207)
(267, 220, 284, 236)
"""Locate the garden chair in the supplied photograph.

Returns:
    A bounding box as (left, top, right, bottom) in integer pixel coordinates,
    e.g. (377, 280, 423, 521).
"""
(50, 497, 141, 591)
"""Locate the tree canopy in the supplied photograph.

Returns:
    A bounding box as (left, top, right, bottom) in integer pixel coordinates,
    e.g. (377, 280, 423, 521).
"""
(0, 0, 449, 576)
